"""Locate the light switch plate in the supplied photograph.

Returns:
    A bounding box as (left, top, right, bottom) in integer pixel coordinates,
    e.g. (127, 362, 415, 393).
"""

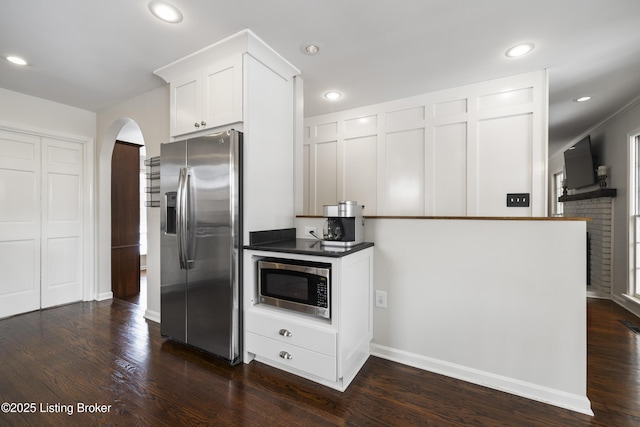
(506, 193, 530, 207)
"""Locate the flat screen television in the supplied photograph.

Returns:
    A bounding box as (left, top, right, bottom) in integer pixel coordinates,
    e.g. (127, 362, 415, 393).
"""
(564, 135, 596, 189)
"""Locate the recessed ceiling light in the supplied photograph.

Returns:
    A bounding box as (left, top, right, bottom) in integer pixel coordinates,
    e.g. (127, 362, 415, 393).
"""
(574, 96, 592, 102)
(324, 91, 342, 101)
(148, 0, 183, 24)
(300, 42, 322, 55)
(505, 43, 535, 58)
(6, 55, 28, 66)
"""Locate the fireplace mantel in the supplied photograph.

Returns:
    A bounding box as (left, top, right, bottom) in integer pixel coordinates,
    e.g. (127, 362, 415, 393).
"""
(559, 188, 617, 203)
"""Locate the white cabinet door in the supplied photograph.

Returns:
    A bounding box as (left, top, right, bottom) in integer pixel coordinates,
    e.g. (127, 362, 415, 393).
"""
(169, 56, 242, 137)
(245, 309, 337, 356)
(202, 56, 242, 130)
(40, 138, 84, 308)
(0, 130, 41, 318)
(170, 70, 202, 136)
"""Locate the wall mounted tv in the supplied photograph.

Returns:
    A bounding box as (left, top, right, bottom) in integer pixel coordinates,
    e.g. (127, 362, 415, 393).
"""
(564, 135, 596, 189)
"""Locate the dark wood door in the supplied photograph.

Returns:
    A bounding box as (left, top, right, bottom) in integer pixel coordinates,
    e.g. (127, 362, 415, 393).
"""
(111, 141, 141, 298)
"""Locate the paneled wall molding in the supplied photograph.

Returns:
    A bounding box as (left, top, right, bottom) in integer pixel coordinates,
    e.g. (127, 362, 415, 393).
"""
(302, 70, 548, 217)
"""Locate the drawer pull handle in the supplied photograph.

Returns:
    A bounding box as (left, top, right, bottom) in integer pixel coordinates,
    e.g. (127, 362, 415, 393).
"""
(279, 351, 292, 360)
(279, 329, 292, 337)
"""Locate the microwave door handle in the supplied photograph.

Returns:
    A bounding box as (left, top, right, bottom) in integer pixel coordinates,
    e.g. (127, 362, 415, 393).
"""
(176, 167, 189, 270)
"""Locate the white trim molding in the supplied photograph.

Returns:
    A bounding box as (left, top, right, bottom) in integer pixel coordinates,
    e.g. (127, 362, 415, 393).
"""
(371, 343, 594, 416)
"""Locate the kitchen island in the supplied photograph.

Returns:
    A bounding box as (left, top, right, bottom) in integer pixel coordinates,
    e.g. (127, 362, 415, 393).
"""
(294, 215, 592, 415)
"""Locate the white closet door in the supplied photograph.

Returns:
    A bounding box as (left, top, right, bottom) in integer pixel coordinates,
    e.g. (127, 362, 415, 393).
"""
(40, 138, 84, 308)
(0, 130, 42, 318)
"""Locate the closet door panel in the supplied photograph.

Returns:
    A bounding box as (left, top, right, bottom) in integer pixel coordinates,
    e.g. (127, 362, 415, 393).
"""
(0, 131, 41, 318)
(41, 138, 84, 308)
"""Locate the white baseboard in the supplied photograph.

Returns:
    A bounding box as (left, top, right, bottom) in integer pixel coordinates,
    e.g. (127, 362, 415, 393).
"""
(586, 290, 609, 299)
(613, 294, 640, 318)
(95, 291, 113, 301)
(370, 343, 593, 416)
(145, 309, 160, 324)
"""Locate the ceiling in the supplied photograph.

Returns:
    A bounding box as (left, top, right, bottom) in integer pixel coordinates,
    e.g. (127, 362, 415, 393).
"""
(2, 1, 640, 155)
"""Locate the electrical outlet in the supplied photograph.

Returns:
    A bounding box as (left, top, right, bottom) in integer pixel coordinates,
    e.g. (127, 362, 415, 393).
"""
(506, 193, 530, 207)
(375, 290, 387, 308)
(304, 226, 317, 237)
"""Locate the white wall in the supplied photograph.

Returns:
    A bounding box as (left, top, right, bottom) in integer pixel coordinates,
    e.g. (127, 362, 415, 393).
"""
(301, 71, 548, 217)
(581, 99, 640, 316)
(0, 88, 96, 138)
(96, 85, 169, 323)
(549, 97, 640, 317)
(295, 216, 591, 414)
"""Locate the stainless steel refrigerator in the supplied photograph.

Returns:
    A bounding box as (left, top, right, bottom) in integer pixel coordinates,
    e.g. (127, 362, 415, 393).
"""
(160, 130, 242, 365)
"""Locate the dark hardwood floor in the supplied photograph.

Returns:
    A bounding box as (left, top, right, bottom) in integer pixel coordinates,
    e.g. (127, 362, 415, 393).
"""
(1, 298, 639, 426)
(117, 271, 147, 308)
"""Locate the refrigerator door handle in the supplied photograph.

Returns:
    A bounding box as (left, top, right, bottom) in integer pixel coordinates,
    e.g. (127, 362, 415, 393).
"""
(177, 167, 190, 270)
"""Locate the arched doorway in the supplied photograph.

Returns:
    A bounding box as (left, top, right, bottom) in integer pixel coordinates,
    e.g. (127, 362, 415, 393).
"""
(99, 119, 147, 309)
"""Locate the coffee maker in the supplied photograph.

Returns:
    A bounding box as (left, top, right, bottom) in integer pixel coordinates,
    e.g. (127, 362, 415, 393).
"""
(321, 201, 364, 248)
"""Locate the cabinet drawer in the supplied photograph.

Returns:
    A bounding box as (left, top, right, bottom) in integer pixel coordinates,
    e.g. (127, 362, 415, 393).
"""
(245, 310, 336, 357)
(246, 332, 336, 382)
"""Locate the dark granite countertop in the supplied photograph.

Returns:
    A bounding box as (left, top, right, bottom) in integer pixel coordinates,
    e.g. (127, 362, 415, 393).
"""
(245, 228, 374, 258)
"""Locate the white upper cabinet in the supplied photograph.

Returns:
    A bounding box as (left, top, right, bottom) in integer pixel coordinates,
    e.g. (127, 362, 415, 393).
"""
(168, 56, 243, 136)
(155, 29, 302, 244)
(155, 30, 298, 139)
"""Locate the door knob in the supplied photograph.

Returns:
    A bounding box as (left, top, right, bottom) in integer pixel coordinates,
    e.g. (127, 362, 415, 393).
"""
(279, 329, 292, 337)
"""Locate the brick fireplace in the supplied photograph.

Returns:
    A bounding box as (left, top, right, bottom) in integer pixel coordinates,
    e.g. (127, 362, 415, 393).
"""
(560, 189, 616, 298)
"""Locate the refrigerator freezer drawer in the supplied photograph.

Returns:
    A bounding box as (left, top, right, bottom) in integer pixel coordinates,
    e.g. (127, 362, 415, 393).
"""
(246, 332, 337, 382)
(245, 309, 336, 357)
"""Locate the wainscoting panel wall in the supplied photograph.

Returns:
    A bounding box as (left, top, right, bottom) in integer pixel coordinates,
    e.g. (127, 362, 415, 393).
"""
(312, 140, 338, 212)
(344, 135, 377, 212)
(384, 128, 425, 216)
(476, 114, 533, 216)
(302, 70, 548, 217)
(432, 122, 467, 216)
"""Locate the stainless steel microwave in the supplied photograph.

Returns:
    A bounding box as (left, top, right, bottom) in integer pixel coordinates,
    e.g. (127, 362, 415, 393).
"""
(257, 259, 331, 319)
